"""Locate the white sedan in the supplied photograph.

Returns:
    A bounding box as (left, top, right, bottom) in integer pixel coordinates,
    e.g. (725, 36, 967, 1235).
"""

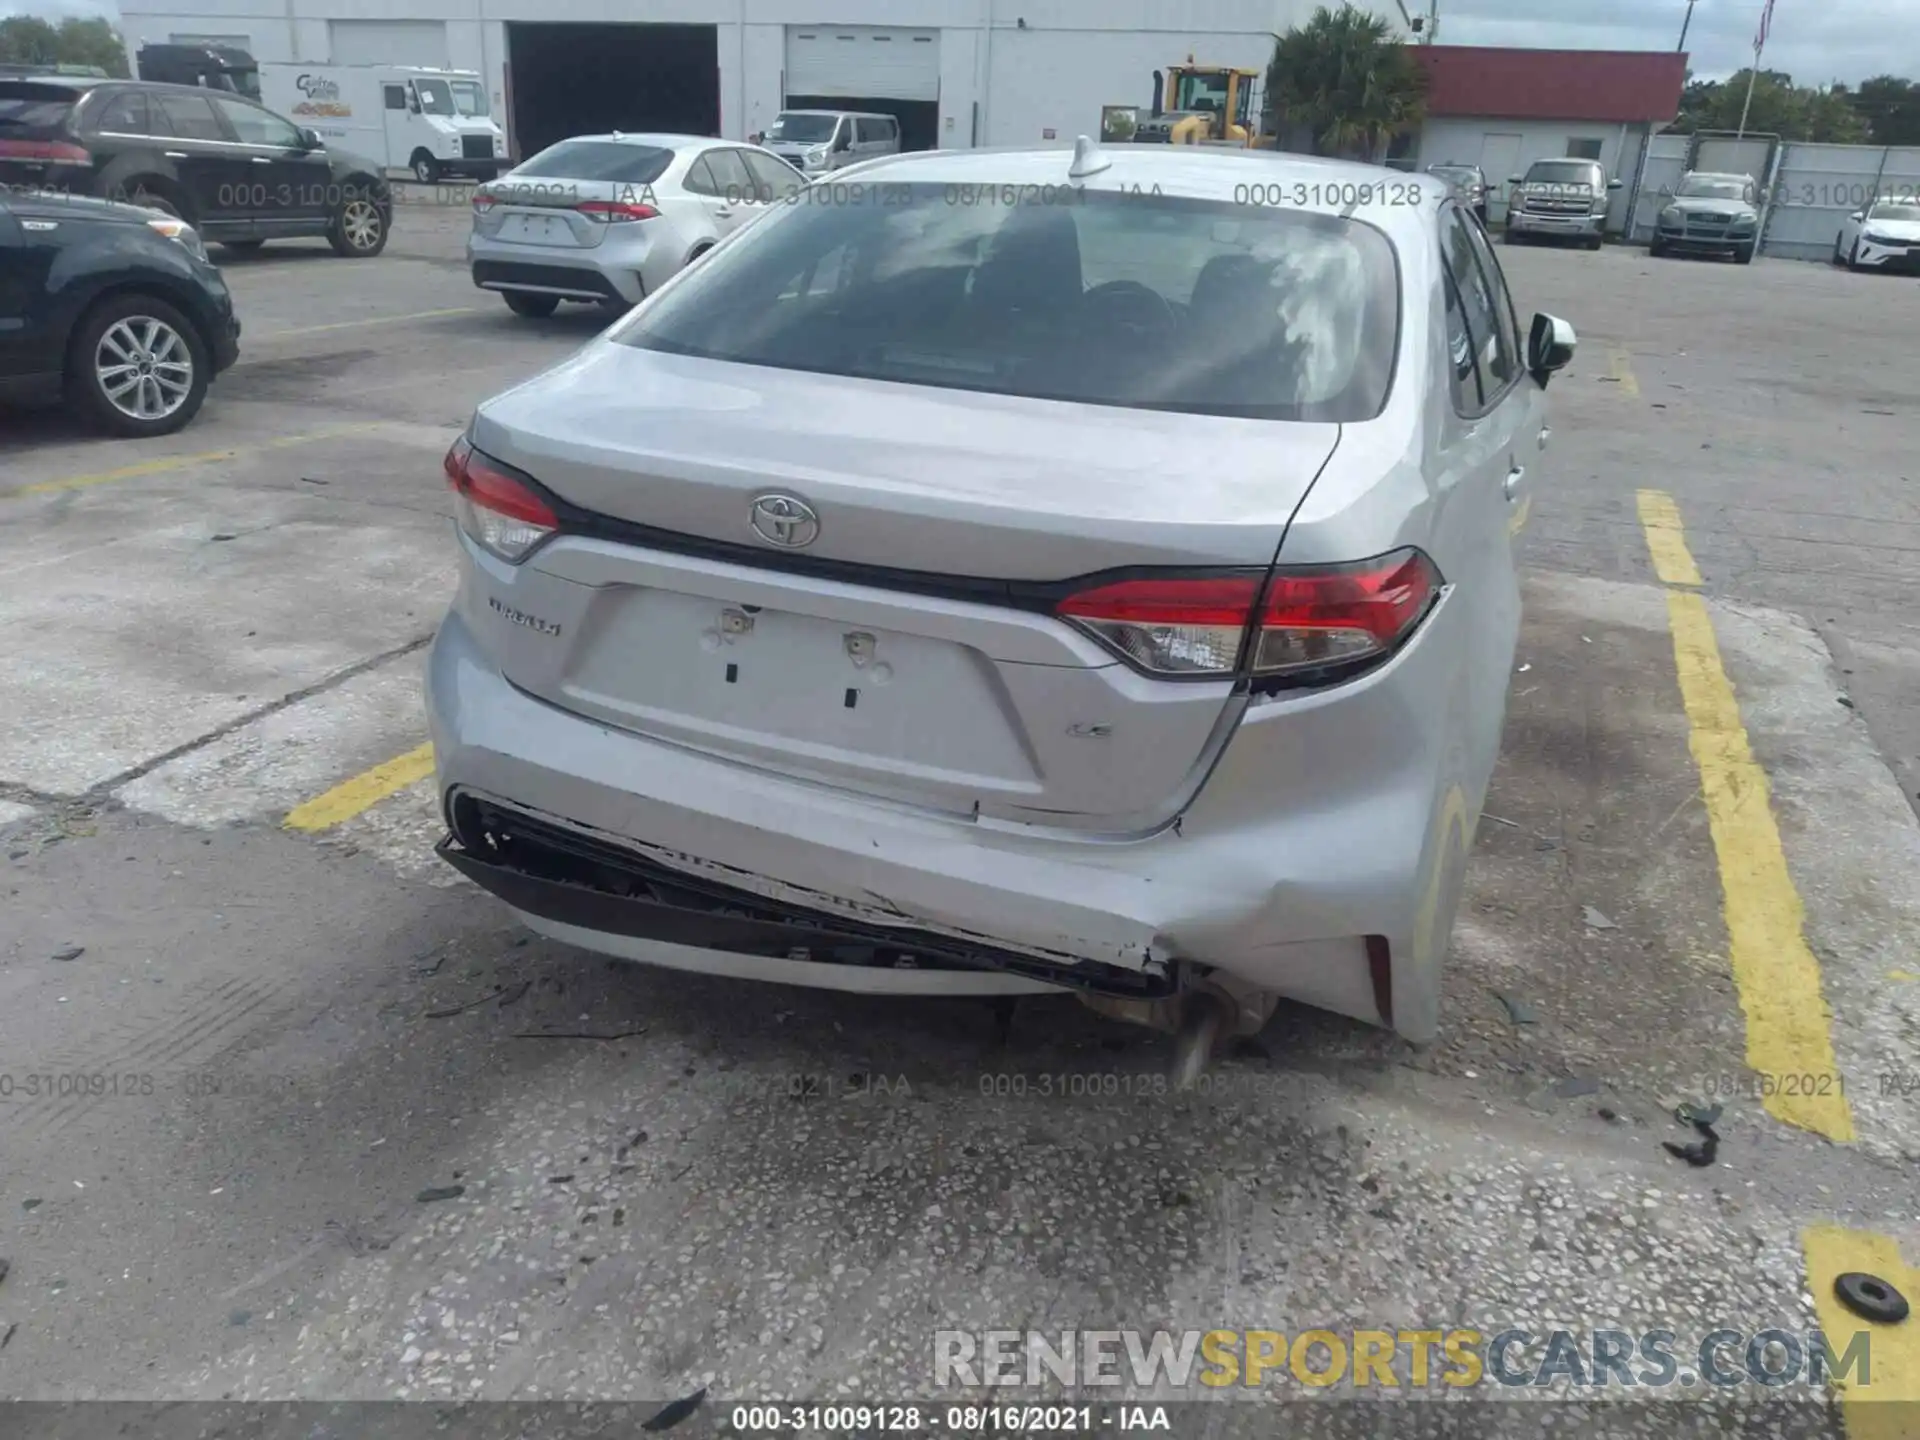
(1834, 197, 1920, 272)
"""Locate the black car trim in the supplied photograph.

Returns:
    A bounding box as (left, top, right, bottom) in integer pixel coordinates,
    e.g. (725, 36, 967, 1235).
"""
(438, 794, 1178, 1000)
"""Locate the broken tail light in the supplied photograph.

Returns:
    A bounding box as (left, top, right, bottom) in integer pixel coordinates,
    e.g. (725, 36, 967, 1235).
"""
(444, 435, 558, 563)
(1056, 548, 1443, 683)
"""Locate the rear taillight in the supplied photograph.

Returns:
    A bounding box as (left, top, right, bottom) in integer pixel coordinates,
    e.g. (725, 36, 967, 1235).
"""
(0, 139, 91, 166)
(576, 199, 659, 223)
(1056, 548, 1443, 682)
(471, 190, 496, 214)
(444, 435, 558, 563)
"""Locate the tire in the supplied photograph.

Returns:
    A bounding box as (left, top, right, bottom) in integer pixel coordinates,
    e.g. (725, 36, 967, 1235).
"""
(222, 239, 266, 255)
(1647, 236, 1665, 258)
(411, 152, 441, 185)
(502, 291, 560, 318)
(327, 191, 389, 258)
(1503, 227, 1522, 245)
(128, 186, 188, 223)
(1847, 240, 1863, 272)
(1735, 243, 1755, 266)
(1587, 234, 1604, 251)
(64, 291, 210, 438)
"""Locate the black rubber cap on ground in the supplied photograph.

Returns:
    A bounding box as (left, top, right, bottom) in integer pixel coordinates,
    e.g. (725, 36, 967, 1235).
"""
(1835, 1271, 1911, 1324)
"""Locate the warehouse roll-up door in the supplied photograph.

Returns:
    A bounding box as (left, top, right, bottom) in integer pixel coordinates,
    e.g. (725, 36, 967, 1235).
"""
(329, 20, 449, 67)
(784, 26, 939, 101)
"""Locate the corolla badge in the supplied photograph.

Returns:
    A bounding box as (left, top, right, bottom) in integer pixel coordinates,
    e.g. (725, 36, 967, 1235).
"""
(749, 492, 820, 548)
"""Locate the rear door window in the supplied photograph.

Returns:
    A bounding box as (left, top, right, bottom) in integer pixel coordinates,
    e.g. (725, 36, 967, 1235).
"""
(513, 139, 673, 183)
(155, 91, 226, 142)
(703, 148, 753, 200)
(620, 184, 1401, 422)
(92, 90, 153, 135)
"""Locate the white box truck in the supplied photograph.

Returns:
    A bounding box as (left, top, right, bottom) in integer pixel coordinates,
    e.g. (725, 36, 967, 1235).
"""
(257, 64, 506, 183)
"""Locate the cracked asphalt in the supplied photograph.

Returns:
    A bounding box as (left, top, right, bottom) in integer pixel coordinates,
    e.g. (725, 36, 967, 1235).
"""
(3, 203, 1920, 1437)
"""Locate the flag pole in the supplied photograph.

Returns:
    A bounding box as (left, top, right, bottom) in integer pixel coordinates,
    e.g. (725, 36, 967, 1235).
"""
(1738, 0, 1774, 138)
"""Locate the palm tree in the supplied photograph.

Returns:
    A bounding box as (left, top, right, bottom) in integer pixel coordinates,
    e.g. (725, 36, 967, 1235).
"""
(1266, 4, 1427, 161)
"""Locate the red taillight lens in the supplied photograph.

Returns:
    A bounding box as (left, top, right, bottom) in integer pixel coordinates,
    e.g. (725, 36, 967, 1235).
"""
(444, 436, 558, 563)
(0, 139, 92, 165)
(576, 199, 660, 223)
(471, 190, 496, 214)
(1055, 549, 1442, 680)
(1251, 549, 1443, 676)
(1057, 575, 1262, 675)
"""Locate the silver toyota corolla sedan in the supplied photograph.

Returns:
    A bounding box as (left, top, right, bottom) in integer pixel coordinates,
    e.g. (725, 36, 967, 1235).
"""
(467, 133, 804, 317)
(426, 141, 1576, 1069)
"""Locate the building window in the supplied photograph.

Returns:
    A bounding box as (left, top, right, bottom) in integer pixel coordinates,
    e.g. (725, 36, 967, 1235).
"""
(1565, 138, 1603, 160)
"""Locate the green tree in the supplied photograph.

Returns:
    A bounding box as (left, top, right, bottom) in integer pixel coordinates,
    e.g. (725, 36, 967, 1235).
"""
(0, 15, 131, 75)
(1670, 68, 1869, 142)
(1264, 3, 1426, 161)
(1853, 75, 1920, 145)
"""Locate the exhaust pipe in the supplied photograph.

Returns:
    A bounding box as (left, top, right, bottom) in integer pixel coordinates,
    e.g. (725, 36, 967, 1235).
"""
(1077, 973, 1277, 1088)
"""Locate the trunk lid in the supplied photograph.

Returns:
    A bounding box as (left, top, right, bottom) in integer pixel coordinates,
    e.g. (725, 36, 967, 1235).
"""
(475, 138, 672, 251)
(467, 346, 1338, 831)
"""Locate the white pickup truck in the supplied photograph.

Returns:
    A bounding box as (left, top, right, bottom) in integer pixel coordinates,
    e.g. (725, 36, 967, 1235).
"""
(257, 64, 506, 183)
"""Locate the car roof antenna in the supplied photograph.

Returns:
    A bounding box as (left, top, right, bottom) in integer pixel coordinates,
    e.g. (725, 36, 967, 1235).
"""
(1067, 135, 1110, 180)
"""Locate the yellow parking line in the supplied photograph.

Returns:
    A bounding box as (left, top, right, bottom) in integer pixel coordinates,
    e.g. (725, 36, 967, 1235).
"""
(1608, 346, 1641, 398)
(1639, 490, 1853, 1142)
(283, 742, 435, 833)
(3, 422, 393, 499)
(1636, 489, 1704, 586)
(1802, 1227, 1920, 1435)
(260, 307, 484, 339)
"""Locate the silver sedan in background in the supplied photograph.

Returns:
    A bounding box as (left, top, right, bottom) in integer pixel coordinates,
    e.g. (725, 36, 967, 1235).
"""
(428, 143, 1577, 1077)
(467, 133, 805, 318)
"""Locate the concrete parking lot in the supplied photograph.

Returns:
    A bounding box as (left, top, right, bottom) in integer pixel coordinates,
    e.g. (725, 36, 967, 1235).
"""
(3, 196, 1920, 1436)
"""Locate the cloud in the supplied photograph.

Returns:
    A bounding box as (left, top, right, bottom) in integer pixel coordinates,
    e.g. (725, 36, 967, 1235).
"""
(1433, 0, 1920, 84)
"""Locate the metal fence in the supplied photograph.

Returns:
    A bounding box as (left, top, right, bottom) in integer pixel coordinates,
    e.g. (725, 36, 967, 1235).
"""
(1763, 142, 1920, 262)
(1619, 129, 1920, 260)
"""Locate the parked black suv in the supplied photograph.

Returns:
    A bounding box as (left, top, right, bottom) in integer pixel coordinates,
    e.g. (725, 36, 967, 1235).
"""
(1, 188, 241, 435)
(0, 74, 391, 257)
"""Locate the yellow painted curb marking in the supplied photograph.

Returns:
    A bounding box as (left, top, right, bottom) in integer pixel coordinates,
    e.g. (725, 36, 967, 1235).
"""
(4, 422, 393, 499)
(284, 742, 435, 833)
(1607, 345, 1640, 398)
(1639, 490, 1853, 1142)
(260, 306, 483, 340)
(1803, 1226, 1920, 1436)
(1636, 489, 1704, 587)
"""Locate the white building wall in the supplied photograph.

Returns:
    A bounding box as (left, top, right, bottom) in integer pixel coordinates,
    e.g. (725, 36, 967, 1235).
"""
(119, 0, 1398, 148)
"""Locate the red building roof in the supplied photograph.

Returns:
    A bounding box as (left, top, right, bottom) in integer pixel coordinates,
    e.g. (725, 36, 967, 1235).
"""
(1410, 46, 1688, 125)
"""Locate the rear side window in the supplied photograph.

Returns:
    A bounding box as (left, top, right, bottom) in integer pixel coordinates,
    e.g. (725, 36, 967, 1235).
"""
(743, 149, 803, 201)
(620, 183, 1401, 422)
(703, 148, 752, 198)
(0, 84, 80, 143)
(155, 91, 225, 141)
(93, 90, 153, 135)
(513, 140, 673, 183)
(212, 96, 302, 147)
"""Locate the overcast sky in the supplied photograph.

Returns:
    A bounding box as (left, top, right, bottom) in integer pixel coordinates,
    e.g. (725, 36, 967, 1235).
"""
(4, 0, 1916, 86)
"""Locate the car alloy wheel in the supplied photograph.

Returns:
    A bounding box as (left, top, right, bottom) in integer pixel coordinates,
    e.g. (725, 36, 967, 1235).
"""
(341, 199, 384, 251)
(95, 315, 194, 423)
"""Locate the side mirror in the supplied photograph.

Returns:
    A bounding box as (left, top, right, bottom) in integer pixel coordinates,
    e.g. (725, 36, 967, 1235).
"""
(1508, 175, 1523, 186)
(298, 127, 323, 150)
(833, 131, 852, 153)
(1608, 178, 1623, 189)
(1850, 211, 1865, 221)
(1529, 313, 1577, 387)
(1659, 184, 1674, 196)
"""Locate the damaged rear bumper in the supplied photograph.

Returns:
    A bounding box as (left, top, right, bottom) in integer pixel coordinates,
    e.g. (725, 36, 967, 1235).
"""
(437, 793, 1169, 999)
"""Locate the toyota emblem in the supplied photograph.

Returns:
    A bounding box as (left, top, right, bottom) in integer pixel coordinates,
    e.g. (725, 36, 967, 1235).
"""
(749, 492, 820, 548)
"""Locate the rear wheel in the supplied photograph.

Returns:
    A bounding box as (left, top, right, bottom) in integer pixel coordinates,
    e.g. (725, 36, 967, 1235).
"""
(503, 292, 559, 318)
(411, 151, 441, 185)
(65, 292, 209, 438)
(327, 193, 388, 258)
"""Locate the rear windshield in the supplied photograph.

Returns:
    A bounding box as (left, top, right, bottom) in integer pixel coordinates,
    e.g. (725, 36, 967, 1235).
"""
(618, 183, 1399, 422)
(1525, 161, 1600, 187)
(766, 114, 838, 143)
(511, 139, 671, 183)
(0, 84, 79, 141)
